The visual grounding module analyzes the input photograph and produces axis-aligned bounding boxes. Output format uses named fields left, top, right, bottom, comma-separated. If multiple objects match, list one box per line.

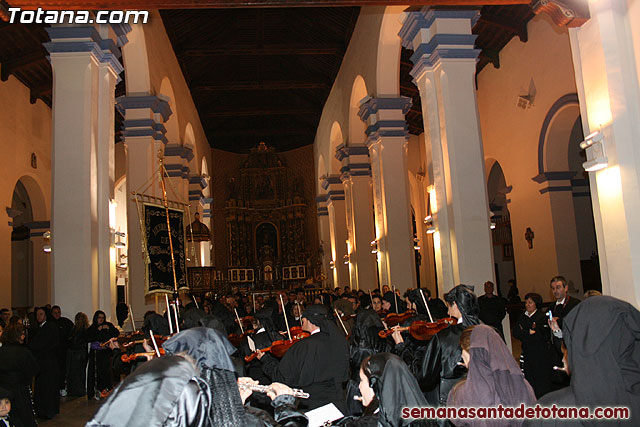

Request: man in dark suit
left=546, top=275, right=580, bottom=390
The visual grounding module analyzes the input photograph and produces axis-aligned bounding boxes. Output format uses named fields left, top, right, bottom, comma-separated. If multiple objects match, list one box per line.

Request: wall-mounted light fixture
left=580, top=130, right=608, bottom=172
left=424, top=215, right=435, bottom=234
left=43, top=230, right=51, bottom=253
left=343, top=254, right=350, bottom=265
left=413, top=237, right=421, bottom=250
left=370, top=240, right=378, bottom=254
left=489, top=211, right=496, bottom=230
left=329, top=260, right=335, bottom=269
left=114, top=231, right=126, bottom=248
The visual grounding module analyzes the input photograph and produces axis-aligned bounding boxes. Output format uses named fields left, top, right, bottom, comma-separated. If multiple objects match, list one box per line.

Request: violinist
left=240, top=306, right=286, bottom=385
left=258, top=305, right=349, bottom=412
left=371, top=295, right=384, bottom=313
left=413, top=285, right=481, bottom=422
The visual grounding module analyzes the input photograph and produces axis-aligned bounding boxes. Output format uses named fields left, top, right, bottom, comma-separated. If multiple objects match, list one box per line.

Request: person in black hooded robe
left=28, top=307, right=60, bottom=419
left=336, top=353, right=434, bottom=427
left=259, top=304, right=350, bottom=413
left=87, top=354, right=213, bottom=427
left=162, top=327, right=307, bottom=427
left=524, top=295, right=640, bottom=427
left=394, top=285, right=480, bottom=426
left=240, top=306, right=287, bottom=385
left=86, top=310, right=119, bottom=400
left=391, top=289, right=448, bottom=376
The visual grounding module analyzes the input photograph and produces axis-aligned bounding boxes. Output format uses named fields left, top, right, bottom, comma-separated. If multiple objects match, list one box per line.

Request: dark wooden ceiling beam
left=478, top=13, right=528, bottom=42
left=29, top=83, right=51, bottom=104
left=8, top=0, right=531, bottom=13
left=193, top=81, right=330, bottom=91
left=0, top=49, right=47, bottom=81
left=208, top=128, right=316, bottom=137
left=205, top=108, right=318, bottom=118
left=177, top=45, right=342, bottom=56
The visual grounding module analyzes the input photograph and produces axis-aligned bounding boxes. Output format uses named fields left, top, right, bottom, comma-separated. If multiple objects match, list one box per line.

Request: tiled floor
left=38, top=396, right=102, bottom=427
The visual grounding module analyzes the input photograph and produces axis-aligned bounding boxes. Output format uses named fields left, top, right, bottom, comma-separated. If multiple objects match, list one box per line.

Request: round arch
left=329, top=121, right=344, bottom=175
left=349, top=76, right=369, bottom=143
left=538, top=93, right=580, bottom=174
left=159, top=77, right=179, bottom=144
left=201, top=156, right=210, bottom=198
left=376, top=6, right=405, bottom=96
left=122, top=25, right=151, bottom=94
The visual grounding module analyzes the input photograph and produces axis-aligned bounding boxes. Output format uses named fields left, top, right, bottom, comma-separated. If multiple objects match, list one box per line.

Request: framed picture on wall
left=283, top=267, right=290, bottom=279
left=247, top=269, right=254, bottom=282
left=231, top=269, right=238, bottom=282
left=298, top=266, right=305, bottom=278
left=291, top=267, right=298, bottom=279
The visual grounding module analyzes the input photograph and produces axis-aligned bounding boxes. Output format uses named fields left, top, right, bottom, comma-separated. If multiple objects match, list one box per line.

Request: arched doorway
left=11, top=180, right=34, bottom=310
left=487, top=161, right=515, bottom=297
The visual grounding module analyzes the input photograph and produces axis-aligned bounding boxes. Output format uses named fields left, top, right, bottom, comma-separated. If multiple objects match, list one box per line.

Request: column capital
left=165, top=143, right=195, bottom=162
left=117, top=95, right=172, bottom=145
left=399, top=7, right=481, bottom=81
left=320, top=174, right=343, bottom=191
left=45, top=26, right=126, bottom=81
left=358, top=97, right=411, bottom=147
left=336, top=143, right=371, bottom=180
left=116, top=95, right=172, bottom=122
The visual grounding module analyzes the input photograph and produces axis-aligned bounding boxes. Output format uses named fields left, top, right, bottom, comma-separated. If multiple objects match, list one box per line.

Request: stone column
left=400, top=8, right=495, bottom=294
left=322, top=175, right=349, bottom=288
left=336, top=144, right=377, bottom=291
left=316, top=195, right=333, bottom=288
left=117, top=95, right=171, bottom=321
left=358, top=98, right=417, bottom=293
left=568, top=0, right=640, bottom=306
left=46, top=25, right=126, bottom=321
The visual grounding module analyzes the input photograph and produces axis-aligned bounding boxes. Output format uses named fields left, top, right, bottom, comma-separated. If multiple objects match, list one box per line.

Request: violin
left=244, top=328, right=310, bottom=362
left=121, top=348, right=165, bottom=363
left=100, top=333, right=167, bottom=349
left=382, top=310, right=415, bottom=328
left=228, top=330, right=255, bottom=347
left=379, top=317, right=457, bottom=340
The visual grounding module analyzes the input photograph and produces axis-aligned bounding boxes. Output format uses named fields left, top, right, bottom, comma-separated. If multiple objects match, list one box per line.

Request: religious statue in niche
left=256, top=173, right=274, bottom=199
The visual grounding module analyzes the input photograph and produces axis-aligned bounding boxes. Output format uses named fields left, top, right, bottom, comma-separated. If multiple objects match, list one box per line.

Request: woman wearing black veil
left=337, top=353, right=434, bottom=427
left=162, top=327, right=307, bottom=427
left=414, top=285, right=480, bottom=417
left=86, top=310, right=119, bottom=400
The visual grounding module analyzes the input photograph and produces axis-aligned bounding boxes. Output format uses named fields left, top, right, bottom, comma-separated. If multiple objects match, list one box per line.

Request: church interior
left=0, top=0, right=639, bottom=424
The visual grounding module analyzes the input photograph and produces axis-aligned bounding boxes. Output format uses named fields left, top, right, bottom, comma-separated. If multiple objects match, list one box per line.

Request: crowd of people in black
left=0, top=276, right=638, bottom=427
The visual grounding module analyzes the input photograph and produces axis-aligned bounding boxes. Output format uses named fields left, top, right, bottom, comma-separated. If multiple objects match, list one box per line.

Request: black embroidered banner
left=144, top=203, right=188, bottom=294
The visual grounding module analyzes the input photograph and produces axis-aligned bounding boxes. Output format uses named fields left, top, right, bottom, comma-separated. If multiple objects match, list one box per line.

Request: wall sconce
left=489, top=211, right=496, bottom=230
left=424, top=216, right=435, bottom=234
left=343, top=254, right=350, bottom=265
left=119, top=254, right=128, bottom=268
left=113, top=231, right=126, bottom=248
left=329, top=260, right=335, bottom=269
left=413, top=237, right=421, bottom=250
left=370, top=240, right=378, bottom=254
left=580, top=130, right=608, bottom=172
left=43, top=230, right=51, bottom=253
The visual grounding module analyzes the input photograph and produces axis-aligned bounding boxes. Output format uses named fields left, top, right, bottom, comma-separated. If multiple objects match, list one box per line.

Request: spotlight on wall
left=580, top=130, right=608, bottom=172
left=343, top=254, right=350, bottom=265
left=413, top=237, right=421, bottom=250
left=370, top=240, right=378, bottom=254
left=43, top=230, right=51, bottom=253
left=489, top=211, right=496, bottom=230
left=424, top=215, right=435, bottom=234
left=113, top=231, right=126, bottom=248
left=329, top=260, right=335, bottom=269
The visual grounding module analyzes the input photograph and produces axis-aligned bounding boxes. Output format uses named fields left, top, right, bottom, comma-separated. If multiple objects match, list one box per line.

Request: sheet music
left=305, top=403, right=344, bottom=427
left=247, top=335, right=256, bottom=352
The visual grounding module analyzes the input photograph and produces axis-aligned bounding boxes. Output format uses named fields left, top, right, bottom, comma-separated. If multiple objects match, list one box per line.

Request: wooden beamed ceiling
left=161, top=7, right=360, bottom=152
left=0, top=1, right=559, bottom=151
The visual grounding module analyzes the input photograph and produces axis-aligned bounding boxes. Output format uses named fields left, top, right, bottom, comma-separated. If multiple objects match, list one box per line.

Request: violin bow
left=149, top=329, right=161, bottom=357
left=334, top=308, right=349, bottom=336
left=279, top=294, right=293, bottom=341
left=165, top=294, right=174, bottom=335
left=419, top=289, right=434, bottom=323
left=393, top=286, right=398, bottom=313
left=234, top=308, right=245, bottom=334
left=368, top=289, right=373, bottom=309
